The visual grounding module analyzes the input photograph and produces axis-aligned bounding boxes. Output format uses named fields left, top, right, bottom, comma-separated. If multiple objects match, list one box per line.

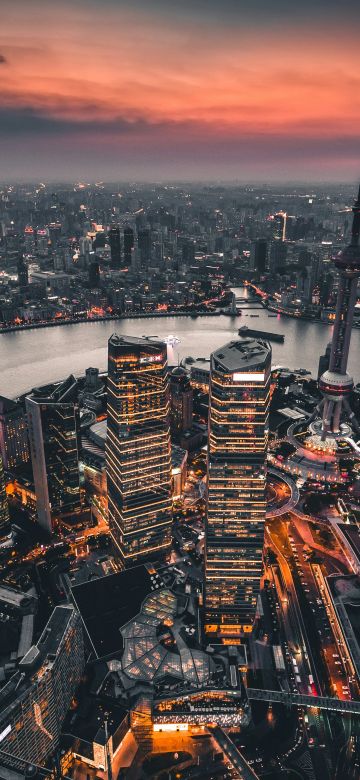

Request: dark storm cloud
left=83, top=0, right=360, bottom=22
left=0, top=107, right=162, bottom=137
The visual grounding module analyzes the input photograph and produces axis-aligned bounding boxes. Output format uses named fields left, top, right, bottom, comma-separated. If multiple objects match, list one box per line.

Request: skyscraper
left=109, top=226, right=122, bottom=268
left=88, top=257, right=100, bottom=287
left=273, top=211, right=287, bottom=241
left=17, top=254, right=29, bottom=287
left=204, top=338, right=271, bottom=639
left=0, top=605, right=84, bottom=767
left=0, top=456, right=10, bottom=533
left=251, top=239, right=267, bottom=274
left=0, top=396, right=29, bottom=470
left=319, top=185, right=360, bottom=438
left=106, top=335, right=172, bottom=567
left=123, top=226, right=134, bottom=266
left=26, top=377, right=82, bottom=534
left=138, top=227, right=152, bottom=267
left=169, top=366, right=193, bottom=439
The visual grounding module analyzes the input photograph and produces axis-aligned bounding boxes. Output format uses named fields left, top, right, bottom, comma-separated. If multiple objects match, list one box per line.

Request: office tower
left=24, top=226, right=35, bottom=253
left=319, top=271, right=334, bottom=306
left=318, top=342, right=331, bottom=381
left=106, top=335, right=172, bottom=567
left=169, top=367, right=193, bottom=439
left=251, top=239, right=267, bottom=274
left=88, top=257, right=100, bottom=287
left=26, top=377, right=81, bottom=534
left=319, top=185, right=360, bottom=438
left=79, top=236, right=92, bottom=267
left=181, top=239, right=195, bottom=265
left=0, top=605, right=84, bottom=767
left=85, top=366, right=101, bottom=390
left=109, top=226, right=122, bottom=268
left=269, top=240, right=287, bottom=273
left=138, top=227, right=152, bottom=266
left=17, top=254, right=28, bottom=287
left=0, top=456, right=10, bottom=532
left=123, top=226, right=134, bottom=266
left=0, top=396, right=29, bottom=469
left=273, top=211, right=287, bottom=241
left=204, top=338, right=271, bottom=639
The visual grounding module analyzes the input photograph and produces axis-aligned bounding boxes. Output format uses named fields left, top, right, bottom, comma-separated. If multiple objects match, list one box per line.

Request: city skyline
left=1, top=0, right=359, bottom=181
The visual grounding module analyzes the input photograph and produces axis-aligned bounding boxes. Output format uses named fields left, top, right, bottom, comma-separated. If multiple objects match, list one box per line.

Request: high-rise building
left=319, top=185, right=360, bottom=438
left=169, top=366, right=193, bottom=438
left=269, top=240, right=287, bottom=273
left=17, top=254, right=28, bottom=287
left=109, top=226, right=122, bottom=268
left=138, top=227, right=152, bottom=266
left=0, top=456, right=10, bottom=533
left=123, top=226, right=134, bottom=266
left=251, top=239, right=267, bottom=274
left=273, top=211, right=287, bottom=241
left=204, top=338, right=271, bottom=639
left=0, top=605, right=84, bottom=767
left=181, top=239, right=195, bottom=265
left=106, top=335, right=172, bottom=567
left=88, top=257, right=100, bottom=287
left=26, top=376, right=82, bottom=534
left=0, top=396, right=29, bottom=470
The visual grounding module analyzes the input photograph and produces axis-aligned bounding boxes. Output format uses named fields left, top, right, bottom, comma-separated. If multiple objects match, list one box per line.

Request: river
left=1, top=287, right=359, bottom=399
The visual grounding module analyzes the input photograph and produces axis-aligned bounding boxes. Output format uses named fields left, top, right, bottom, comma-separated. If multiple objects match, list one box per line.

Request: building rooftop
left=71, top=565, right=160, bottom=659
left=109, top=333, right=166, bottom=348
left=211, top=338, right=271, bottom=373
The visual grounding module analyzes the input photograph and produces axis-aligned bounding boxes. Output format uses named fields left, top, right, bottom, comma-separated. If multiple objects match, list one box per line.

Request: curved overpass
left=266, top=467, right=300, bottom=519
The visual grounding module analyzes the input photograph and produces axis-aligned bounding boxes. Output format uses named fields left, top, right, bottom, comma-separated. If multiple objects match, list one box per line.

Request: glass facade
left=0, top=605, right=84, bottom=766
left=26, top=377, right=82, bottom=533
left=0, top=456, right=10, bottom=531
left=106, top=335, right=172, bottom=567
left=205, top=339, right=271, bottom=638
left=0, top=397, right=29, bottom=470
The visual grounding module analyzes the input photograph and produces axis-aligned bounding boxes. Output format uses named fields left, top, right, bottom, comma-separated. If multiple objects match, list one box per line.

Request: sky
left=1, top=0, right=359, bottom=182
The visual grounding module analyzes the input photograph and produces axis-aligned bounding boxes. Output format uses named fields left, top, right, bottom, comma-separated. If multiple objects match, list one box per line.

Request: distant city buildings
left=106, top=335, right=172, bottom=567
left=205, top=338, right=271, bottom=639
left=26, top=377, right=82, bottom=533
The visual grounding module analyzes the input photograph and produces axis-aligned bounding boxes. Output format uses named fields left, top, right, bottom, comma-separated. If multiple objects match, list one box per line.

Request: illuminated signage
left=0, top=725, right=11, bottom=744
left=140, top=354, right=162, bottom=365
left=233, top=372, right=265, bottom=382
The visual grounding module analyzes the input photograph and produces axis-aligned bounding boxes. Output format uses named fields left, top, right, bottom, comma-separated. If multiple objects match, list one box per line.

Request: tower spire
left=317, top=183, right=360, bottom=440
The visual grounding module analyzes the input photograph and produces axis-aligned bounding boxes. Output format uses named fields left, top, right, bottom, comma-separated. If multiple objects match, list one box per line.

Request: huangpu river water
left=1, top=287, right=359, bottom=399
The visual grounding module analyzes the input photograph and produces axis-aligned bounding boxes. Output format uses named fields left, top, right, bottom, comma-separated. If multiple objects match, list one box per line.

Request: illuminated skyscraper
left=109, top=226, right=122, bottom=268
left=26, top=377, right=82, bottom=534
left=169, top=366, right=193, bottom=438
left=318, top=185, right=360, bottom=439
left=0, top=605, right=84, bottom=767
left=273, top=211, right=287, bottom=241
left=106, top=335, right=172, bottom=567
left=0, top=455, right=10, bottom=532
left=204, top=338, right=271, bottom=639
left=0, top=396, right=29, bottom=470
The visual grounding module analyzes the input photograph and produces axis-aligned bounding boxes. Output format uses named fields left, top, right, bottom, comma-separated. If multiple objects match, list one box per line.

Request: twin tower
left=106, top=333, right=271, bottom=639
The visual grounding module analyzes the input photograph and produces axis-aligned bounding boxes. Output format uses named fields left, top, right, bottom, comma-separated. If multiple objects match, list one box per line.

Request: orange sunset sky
left=1, top=0, right=359, bottom=181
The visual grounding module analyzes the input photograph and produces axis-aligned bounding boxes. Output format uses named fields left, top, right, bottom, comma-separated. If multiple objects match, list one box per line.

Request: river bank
left=0, top=308, right=228, bottom=334
left=1, top=286, right=360, bottom=399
